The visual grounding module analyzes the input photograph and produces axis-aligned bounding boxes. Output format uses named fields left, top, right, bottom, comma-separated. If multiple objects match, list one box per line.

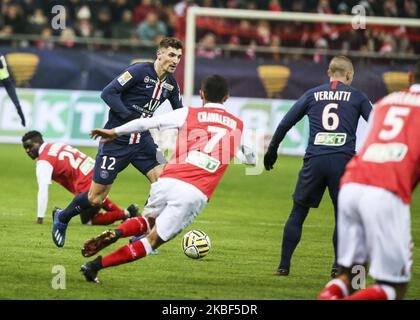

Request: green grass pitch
left=0, top=143, right=419, bottom=300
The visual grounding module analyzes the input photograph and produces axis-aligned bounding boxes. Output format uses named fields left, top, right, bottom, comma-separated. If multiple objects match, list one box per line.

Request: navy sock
left=279, top=201, right=309, bottom=269
left=59, top=192, right=93, bottom=224
left=332, top=203, right=338, bottom=269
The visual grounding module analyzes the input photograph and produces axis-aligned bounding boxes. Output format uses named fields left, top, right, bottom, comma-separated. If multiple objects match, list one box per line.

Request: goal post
left=184, top=6, right=420, bottom=104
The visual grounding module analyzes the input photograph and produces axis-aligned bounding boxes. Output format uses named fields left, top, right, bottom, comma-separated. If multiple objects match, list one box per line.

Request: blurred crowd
left=0, top=0, right=419, bottom=59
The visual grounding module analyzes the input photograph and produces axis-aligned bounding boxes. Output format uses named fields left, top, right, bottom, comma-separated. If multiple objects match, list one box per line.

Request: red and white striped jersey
left=341, top=85, right=420, bottom=204
left=160, top=106, right=243, bottom=199
left=38, top=143, right=95, bottom=194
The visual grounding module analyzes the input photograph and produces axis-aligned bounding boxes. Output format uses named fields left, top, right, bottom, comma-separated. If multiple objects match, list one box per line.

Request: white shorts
left=338, top=183, right=413, bottom=283
left=142, top=178, right=208, bottom=242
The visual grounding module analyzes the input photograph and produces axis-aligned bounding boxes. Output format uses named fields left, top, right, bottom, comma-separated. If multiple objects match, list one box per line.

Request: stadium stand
left=0, top=0, right=419, bottom=58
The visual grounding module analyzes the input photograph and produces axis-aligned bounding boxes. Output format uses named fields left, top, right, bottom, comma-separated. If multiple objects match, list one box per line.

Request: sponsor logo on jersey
left=117, top=71, right=132, bottom=86
left=162, top=83, right=174, bottom=91
left=314, top=132, right=347, bottom=146
left=186, top=150, right=220, bottom=173
left=362, top=143, right=408, bottom=163
left=144, top=76, right=157, bottom=84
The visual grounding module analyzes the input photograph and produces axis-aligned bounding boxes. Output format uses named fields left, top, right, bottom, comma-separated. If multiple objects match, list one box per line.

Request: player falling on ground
left=318, top=61, right=420, bottom=300
left=79, top=75, right=256, bottom=283
left=264, top=56, right=372, bottom=277
left=51, top=37, right=184, bottom=247
left=22, top=131, right=139, bottom=225
left=0, top=53, right=25, bottom=127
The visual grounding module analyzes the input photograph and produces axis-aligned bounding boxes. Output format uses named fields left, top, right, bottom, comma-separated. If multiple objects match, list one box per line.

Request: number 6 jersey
left=269, top=81, right=372, bottom=159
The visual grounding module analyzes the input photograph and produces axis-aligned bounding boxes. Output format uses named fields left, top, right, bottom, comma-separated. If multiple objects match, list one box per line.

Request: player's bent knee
left=87, top=193, right=105, bottom=207
left=147, top=217, right=155, bottom=229
left=146, top=165, right=164, bottom=183
left=146, top=227, right=165, bottom=250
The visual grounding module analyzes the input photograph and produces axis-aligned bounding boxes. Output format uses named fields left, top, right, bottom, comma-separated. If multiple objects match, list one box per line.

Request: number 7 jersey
left=160, top=106, right=243, bottom=200
left=341, top=87, right=420, bottom=204
left=38, top=143, right=95, bottom=194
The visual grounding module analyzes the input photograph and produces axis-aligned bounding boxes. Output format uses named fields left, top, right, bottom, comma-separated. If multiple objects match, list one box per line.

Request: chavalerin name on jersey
left=197, top=112, right=237, bottom=130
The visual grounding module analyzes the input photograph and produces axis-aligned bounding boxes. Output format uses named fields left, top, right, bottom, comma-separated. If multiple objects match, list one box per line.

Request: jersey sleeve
left=36, top=160, right=53, bottom=219
left=268, top=91, right=309, bottom=150
left=0, top=55, right=10, bottom=80
left=101, top=64, right=143, bottom=121
left=115, top=107, right=188, bottom=135
left=358, top=92, right=373, bottom=121
left=168, top=83, right=183, bottom=110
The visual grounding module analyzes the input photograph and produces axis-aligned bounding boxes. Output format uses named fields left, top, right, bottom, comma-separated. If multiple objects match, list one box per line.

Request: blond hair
left=328, top=56, right=354, bottom=77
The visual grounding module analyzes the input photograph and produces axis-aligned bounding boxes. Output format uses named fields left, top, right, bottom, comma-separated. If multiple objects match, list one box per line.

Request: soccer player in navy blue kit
left=52, top=37, right=184, bottom=247
left=264, top=56, right=372, bottom=277
left=0, top=53, right=25, bottom=127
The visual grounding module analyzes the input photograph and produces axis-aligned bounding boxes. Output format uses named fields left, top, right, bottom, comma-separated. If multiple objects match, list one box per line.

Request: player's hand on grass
left=264, top=147, right=278, bottom=171
left=90, top=128, right=117, bottom=143
left=35, top=217, right=43, bottom=224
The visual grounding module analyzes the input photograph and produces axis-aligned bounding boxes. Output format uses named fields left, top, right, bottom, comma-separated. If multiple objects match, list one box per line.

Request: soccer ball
left=182, top=230, right=211, bottom=259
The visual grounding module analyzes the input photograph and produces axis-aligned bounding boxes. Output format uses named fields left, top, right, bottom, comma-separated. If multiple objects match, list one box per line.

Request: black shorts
left=93, top=133, right=165, bottom=185
left=293, top=153, right=353, bottom=208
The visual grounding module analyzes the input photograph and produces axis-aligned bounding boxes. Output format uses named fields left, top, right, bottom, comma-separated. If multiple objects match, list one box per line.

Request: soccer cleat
left=80, top=256, right=102, bottom=283
left=52, top=208, right=68, bottom=247
left=129, top=235, right=159, bottom=255
left=126, top=203, right=139, bottom=219
left=331, top=267, right=338, bottom=278
left=82, top=229, right=119, bottom=257
left=272, top=268, right=290, bottom=276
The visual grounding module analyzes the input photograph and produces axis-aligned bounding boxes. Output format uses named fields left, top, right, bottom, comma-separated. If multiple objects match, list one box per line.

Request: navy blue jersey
left=101, top=62, right=183, bottom=144
left=269, top=81, right=372, bottom=159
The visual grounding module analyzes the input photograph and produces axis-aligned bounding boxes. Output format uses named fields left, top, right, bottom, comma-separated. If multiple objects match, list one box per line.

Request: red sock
left=115, top=216, right=148, bottom=237
left=90, top=210, right=126, bottom=225
left=102, top=241, right=147, bottom=268
left=317, top=279, right=348, bottom=300
left=102, top=198, right=122, bottom=212
left=344, top=285, right=389, bottom=300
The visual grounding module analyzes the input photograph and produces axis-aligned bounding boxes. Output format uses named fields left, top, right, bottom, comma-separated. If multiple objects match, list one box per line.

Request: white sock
left=325, top=278, right=349, bottom=297
left=377, top=285, right=396, bottom=300
left=123, top=209, right=130, bottom=218
left=140, top=237, right=153, bottom=256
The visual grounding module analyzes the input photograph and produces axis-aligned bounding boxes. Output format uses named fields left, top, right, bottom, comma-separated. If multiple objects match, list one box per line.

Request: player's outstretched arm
left=1, top=55, right=25, bottom=127
left=90, top=128, right=117, bottom=143
left=92, top=109, right=188, bottom=143
left=264, top=92, right=308, bottom=171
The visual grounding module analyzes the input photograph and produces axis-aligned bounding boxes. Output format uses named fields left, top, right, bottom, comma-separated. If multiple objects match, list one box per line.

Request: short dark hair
left=201, top=75, right=229, bottom=103
left=158, top=37, right=183, bottom=50
left=22, top=130, right=43, bottom=143
left=413, top=60, right=420, bottom=83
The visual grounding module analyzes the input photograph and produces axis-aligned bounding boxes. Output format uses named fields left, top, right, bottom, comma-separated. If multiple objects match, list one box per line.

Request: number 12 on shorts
left=101, top=156, right=116, bottom=170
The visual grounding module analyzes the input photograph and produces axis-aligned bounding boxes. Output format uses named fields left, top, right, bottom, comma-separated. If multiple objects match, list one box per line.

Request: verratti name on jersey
left=314, top=90, right=351, bottom=102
